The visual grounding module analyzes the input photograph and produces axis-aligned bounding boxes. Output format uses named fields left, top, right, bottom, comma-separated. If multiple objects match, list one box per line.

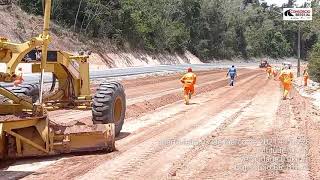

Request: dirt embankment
left=0, top=5, right=201, bottom=71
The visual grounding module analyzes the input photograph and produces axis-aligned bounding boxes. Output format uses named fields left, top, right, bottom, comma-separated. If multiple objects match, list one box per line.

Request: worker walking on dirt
left=180, top=67, right=197, bottom=105
left=13, top=67, right=24, bottom=87
left=279, top=65, right=294, bottom=100
left=272, top=66, right=278, bottom=80
left=303, top=68, right=309, bottom=87
left=266, top=64, right=272, bottom=79
left=226, top=65, right=237, bottom=86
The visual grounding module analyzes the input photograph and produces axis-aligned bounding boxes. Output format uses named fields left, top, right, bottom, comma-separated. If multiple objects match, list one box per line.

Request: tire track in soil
left=118, top=73, right=264, bottom=152
left=257, top=90, right=311, bottom=179
left=125, top=70, right=259, bottom=120
left=124, top=69, right=257, bottom=100
left=22, top=71, right=263, bottom=180
left=76, top=74, right=266, bottom=180
left=121, top=69, right=226, bottom=89
left=175, top=84, right=313, bottom=180
left=169, top=79, right=281, bottom=179
left=123, top=70, right=231, bottom=99
left=49, top=70, right=259, bottom=126
left=304, top=97, right=320, bottom=179
left=125, top=70, right=257, bottom=105
left=165, top=77, right=268, bottom=179
left=90, top=69, right=227, bottom=92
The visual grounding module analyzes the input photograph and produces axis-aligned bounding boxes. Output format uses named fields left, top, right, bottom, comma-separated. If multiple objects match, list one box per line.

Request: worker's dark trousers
left=229, top=75, right=235, bottom=86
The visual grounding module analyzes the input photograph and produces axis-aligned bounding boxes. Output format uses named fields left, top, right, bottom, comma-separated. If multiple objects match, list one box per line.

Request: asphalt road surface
left=0, top=63, right=256, bottom=87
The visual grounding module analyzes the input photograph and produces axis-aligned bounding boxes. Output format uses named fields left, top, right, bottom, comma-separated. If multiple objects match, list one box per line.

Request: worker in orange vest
left=279, top=65, right=294, bottom=100
left=13, top=67, right=24, bottom=87
left=272, top=66, right=278, bottom=80
left=303, top=68, right=309, bottom=87
left=266, top=64, right=272, bottom=79
left=180, top=67, right=197, bottom=105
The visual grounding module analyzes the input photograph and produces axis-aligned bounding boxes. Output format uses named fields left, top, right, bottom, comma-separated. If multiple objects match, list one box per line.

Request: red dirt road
left=1, top=68, right=320, bottom=180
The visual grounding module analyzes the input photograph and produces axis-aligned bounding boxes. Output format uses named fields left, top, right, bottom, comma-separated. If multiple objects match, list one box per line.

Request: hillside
left=0, top=5, right=201, bottom=71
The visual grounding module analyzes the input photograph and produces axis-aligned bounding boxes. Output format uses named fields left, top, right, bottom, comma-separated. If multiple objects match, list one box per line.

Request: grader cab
left=0, top=0, right=126, bottom=160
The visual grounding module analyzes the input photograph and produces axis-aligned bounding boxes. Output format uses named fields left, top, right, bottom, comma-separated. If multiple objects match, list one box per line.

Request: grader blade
left=0, top=115, right=115, bottom=160
left=51, top=123, right=115, bottom=154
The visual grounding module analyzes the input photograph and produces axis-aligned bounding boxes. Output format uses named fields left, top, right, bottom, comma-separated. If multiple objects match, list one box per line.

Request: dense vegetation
left=308, top=42, right=320, bottom=82
left=16, top=0, right=319, bottom=59
left=16, top=0, right=320, bottom=81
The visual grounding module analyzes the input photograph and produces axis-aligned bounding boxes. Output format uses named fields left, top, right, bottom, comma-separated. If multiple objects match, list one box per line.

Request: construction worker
left=279, top=65, right=294, bottom=100
left=272, top=66, right=278, bottom=80
left=226, top=65, right=237, bottom=86
left=266, top=64, right=272, bottom=79
left=180, top=67, right=197, bottom=105
left=35, top=50, right=41, bottom=61
left=13, top=67, right=24, bottom=87
left=303, top=68, right=309, bottom=87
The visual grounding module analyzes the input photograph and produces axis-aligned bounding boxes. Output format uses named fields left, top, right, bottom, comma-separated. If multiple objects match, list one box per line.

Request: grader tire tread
left=0, top=84, right=39, bottom=103
left=11, top=83, right=40, bottom=103
left=92, top=81, right=126, bottom=136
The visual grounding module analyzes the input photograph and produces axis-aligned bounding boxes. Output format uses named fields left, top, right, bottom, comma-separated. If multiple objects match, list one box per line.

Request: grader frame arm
left=0, top=0, right=118, bottom=161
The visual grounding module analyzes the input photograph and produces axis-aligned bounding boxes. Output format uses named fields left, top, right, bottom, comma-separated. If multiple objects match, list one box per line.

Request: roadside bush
left=308, top=42, right=320, bottom=82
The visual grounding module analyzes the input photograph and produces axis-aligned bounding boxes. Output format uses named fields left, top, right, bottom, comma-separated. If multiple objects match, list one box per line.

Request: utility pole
left=283, top=5, right=312, bottom=77
left=297, top=23, right=301, bottom=77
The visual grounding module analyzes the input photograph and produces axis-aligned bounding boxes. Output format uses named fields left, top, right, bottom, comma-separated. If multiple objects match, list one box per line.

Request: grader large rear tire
left=0, top=83, right=39, bottom=103
left=92, top=81, right=126, bottom=136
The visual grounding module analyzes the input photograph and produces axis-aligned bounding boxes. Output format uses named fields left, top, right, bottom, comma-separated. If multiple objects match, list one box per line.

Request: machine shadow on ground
left=0, top=171, right=34, bottom=179
left=188, top=103, right=200, bottom=105
left=115, top=132, right=131, bottom=141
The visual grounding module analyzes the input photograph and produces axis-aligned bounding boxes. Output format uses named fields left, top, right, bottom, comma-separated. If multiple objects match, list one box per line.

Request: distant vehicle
left=282, top=62, right=292, bottom=69
left=259, top=60, right=269, bottom=68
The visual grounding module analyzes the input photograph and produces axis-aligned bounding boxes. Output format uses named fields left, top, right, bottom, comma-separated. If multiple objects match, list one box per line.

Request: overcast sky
left=262, top=0, right=310, bottom=6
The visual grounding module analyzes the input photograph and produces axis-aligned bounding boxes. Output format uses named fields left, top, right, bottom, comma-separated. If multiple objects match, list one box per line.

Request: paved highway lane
left=0, top=63, right=257, bottom=87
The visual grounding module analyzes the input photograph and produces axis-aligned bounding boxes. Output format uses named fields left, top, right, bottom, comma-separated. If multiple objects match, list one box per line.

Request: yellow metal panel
left=53, top=124, right=115, bottom=153
left=6, top=130, right=48, bottom=154
left=4, top=39, right=44, bottom=73
left=1, top=116, right=50, bottom=159
left=32, top=63, right=55, bottom=73
left=2, top=117, right=45, bottom=131
left=0, top=104, right=22, bottom=114
left=79, top=58, right=90, bottom=96
left=35, top=117, right=50, bottom=151
left=40, top=0, right=52, bottom=69
left=0, top=87, right=33, bottom=110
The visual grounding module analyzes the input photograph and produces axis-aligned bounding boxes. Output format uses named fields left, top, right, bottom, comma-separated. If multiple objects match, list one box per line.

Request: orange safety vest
left=279, top=69, right=293, bottom=84
left=303, top=71, right=309, bottom=79
left=266, top=66, right=272, bottom=73
left=180, top=72, right=197, bottom=88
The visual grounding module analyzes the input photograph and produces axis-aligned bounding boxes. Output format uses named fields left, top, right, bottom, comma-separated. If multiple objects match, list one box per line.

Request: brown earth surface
left=1, top=68, right=320, bottom=180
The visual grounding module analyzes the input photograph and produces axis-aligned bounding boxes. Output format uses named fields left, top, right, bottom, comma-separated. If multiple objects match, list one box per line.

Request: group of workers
left=12, top=60, right=311, bottom=105
left=265, top=64, right=309, bottom=100
left=180, top=65, right=237, bottom=105
left=180, top=63, right=310, bottom=105
left=266, top=65, right=279, bottom=80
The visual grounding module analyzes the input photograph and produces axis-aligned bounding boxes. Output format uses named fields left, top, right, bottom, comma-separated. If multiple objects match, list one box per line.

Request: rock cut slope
left=0, top=5, right=201, bottom=71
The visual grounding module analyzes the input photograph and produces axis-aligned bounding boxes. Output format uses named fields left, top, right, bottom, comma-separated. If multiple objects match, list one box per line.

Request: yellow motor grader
left=0, top=0, right=126, bottom=160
